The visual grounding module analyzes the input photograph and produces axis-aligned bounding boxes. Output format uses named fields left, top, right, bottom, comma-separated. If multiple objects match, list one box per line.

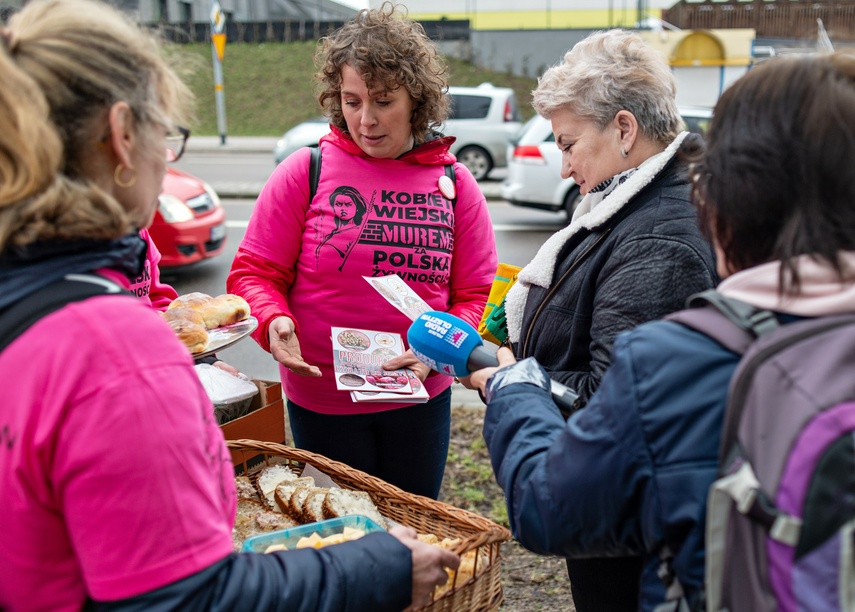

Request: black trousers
left=287, top=388, right=451, bottom=500
left=566, top=556, right=643, bottom=611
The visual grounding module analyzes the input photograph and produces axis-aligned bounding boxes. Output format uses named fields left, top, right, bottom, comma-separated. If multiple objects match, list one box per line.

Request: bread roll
left=167, top=292, right=250, bottom=330
left=167, top=318, right=209, bottom=354
left=167, top=291, right=212, bottom=312
left=162, top=307, right=205, bottom=327
left=198, top=294, right=251, bottom=329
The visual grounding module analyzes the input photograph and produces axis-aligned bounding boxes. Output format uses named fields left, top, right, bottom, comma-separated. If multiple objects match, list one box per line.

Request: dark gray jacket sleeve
left=483, top=353, right=651, bottom=557
left=88, top=531, right=412, bottom=612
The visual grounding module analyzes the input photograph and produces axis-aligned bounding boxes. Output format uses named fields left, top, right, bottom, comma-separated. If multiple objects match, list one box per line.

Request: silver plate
left=194, top=316, right=258, bottom=360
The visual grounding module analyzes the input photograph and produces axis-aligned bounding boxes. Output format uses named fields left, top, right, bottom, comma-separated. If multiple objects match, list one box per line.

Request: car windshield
left=449, top=94, right=492, bottom=120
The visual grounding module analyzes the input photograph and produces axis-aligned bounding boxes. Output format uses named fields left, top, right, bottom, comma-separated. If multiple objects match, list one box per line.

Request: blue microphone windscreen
left=407, top=311, right=482, bottom=377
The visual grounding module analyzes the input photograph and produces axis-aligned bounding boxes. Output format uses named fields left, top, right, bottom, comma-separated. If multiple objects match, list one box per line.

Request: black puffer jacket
left=515, top=138, right=718, bottom=405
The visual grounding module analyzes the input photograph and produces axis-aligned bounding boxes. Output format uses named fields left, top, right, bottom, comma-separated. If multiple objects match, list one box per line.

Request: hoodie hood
left=320, top=125, right=457, bottom=166
left=0, top=233, right=146, bottom=311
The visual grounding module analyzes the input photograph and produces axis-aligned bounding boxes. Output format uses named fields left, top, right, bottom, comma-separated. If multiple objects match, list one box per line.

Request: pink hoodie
left=228, top=127, right=498, bottom=414
left=129, top=229, right=179, bottom=311
left=718, top=252, right=855, bottom=316
left=0, top=268, right=235, bottom=611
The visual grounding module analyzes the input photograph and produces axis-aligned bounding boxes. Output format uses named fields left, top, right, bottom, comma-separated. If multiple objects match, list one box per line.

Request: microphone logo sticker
left=411, top=348, right=437, bottom=371
left=447, top=327, right=468, bottom=348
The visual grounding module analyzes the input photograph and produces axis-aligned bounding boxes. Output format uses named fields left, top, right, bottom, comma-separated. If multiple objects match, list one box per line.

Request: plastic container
left=241, top=515, right=385, bottom=553
left=195, top=364, right=259, bottom=425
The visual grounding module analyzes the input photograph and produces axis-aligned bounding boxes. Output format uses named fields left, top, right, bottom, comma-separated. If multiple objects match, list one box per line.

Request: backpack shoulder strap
left=0, top=274, right=124, bottom=353
left=308, top=145, right=322, bottom=201
left=308, top=145, right=452, bottom=210
left=666, top=289, right=780, bottom=355
left=444, top=163, right=457, bottom=208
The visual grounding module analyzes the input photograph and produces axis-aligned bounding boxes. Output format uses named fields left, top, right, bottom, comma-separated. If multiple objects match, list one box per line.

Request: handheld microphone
left=407, top=311, right=580, bottom=413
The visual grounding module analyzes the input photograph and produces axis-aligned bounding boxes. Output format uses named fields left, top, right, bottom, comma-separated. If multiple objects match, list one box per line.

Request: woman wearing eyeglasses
left=0, top=1, right=458, bottom=610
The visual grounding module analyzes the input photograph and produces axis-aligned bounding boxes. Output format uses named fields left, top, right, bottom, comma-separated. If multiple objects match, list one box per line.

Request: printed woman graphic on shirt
left=315, top=185, right=369, bottom=264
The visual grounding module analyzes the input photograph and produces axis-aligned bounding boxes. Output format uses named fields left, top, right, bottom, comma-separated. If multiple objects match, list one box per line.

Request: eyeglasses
left=166, top=126, right=190, bottom=163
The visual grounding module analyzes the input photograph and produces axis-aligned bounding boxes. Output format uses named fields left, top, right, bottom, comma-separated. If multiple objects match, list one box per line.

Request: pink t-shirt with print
left=0, top=270, right=235, bottom=611
left=231, top=130, right=497, bottom=414
left=128, top=229, right=179, bottom=311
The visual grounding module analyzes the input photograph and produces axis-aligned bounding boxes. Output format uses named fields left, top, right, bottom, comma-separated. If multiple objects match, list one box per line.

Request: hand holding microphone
left=407, top=311, right=580, bottom=412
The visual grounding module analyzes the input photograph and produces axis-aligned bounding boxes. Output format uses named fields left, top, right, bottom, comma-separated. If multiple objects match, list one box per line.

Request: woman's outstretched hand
left=268, top=316, right=322, bottom=376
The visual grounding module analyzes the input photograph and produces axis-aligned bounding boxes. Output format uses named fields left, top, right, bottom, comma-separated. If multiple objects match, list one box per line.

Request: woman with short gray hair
left=499, top=28, right=718, bottom=610
left=533, top=30, right=683, bottom=143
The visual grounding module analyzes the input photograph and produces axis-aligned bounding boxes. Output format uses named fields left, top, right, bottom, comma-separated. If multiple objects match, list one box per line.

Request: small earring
left=114, top=164, right=137, bottom=188
left=620, top=147, right=628, bottom=158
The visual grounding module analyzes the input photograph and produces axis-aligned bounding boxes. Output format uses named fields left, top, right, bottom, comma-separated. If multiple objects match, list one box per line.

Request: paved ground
left=450, top=383, right=485, bottom=409
left=186, top=135, right=504, bottom=200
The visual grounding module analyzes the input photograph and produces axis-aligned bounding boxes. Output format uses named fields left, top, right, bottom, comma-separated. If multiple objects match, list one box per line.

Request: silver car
left=273, top=83, right=522, bottom=181
left=501, top=107, right=713, bottom=218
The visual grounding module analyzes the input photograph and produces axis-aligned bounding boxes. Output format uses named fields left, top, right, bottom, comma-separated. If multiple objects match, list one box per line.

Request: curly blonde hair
left=0, top=0, right=193, bottom=252
left=533, top=29, right=682, bottom=145
left=315, top=2, right=449, bottom=143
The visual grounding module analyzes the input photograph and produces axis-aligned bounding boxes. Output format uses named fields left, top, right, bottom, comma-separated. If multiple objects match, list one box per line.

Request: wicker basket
left=227, top=439, right=512, bottom=611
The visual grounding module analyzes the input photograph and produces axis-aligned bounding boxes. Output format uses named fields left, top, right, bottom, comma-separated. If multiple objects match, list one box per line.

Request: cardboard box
left=220, top=379, right=285, bottom=469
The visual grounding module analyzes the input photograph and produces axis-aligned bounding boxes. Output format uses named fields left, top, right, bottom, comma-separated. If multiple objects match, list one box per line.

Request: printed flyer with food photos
left=331, top=327, right=424, bottom=400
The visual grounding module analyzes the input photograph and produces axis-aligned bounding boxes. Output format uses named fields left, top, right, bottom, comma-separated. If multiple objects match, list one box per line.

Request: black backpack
left=0, top=275, right=126, bottom=352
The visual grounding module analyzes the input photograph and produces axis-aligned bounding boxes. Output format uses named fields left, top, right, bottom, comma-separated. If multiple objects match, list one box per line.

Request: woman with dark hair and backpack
left=469, top=54, right=855, bottom=611
left=0, top=1, right=458, bottom=610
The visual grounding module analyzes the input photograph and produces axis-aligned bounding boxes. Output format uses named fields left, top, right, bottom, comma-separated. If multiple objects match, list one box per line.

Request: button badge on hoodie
left=438, top=175, right=456, bottom=200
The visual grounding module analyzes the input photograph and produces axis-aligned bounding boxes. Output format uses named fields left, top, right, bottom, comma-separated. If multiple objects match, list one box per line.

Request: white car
left=273, top=83, right=522, bottom=181
left=501, top=107, right=713, bottom=218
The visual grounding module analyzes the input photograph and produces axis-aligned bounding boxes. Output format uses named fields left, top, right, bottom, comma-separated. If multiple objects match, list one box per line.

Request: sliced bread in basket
left=255, top=463, right=300, bottom=509
left=323, top=488, right=387, bottom=529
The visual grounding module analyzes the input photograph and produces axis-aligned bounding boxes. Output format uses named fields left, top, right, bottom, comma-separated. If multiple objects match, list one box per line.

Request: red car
left=150, top=167, right=227, bottom=268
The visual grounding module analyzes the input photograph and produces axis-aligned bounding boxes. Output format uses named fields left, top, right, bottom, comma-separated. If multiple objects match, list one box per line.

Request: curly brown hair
left=315, top=2, right=449, bottom=143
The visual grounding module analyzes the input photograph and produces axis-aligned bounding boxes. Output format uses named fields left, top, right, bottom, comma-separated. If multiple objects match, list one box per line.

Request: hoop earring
left=114, top=164, right=137, bottom=188
left=620, top=147, right=629, bottom=158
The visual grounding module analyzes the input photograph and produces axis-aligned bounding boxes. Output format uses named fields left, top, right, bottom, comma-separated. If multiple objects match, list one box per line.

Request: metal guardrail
left=153, top=19, right=470, bottom=44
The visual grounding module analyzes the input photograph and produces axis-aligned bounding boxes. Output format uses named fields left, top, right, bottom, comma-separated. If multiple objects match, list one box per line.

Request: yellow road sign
left=212, top=32, right=226, bottom=62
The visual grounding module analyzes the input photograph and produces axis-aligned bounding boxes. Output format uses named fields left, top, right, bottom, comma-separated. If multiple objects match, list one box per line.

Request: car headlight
left=158, top=194, right=195, bottom=223
left=203, top=183, right=221, bottom=208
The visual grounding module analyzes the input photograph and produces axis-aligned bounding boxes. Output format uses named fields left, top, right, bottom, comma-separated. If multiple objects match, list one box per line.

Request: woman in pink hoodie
left=228, top=4, right=498, bottom=499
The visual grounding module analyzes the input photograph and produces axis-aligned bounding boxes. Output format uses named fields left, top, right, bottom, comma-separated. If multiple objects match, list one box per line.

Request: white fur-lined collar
left=505, top=131, right=689, bottom=343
